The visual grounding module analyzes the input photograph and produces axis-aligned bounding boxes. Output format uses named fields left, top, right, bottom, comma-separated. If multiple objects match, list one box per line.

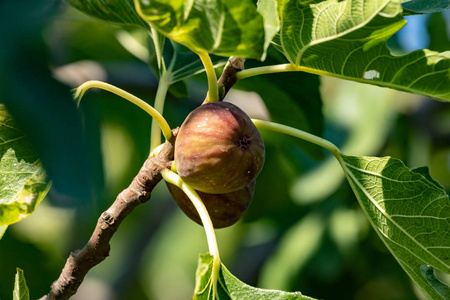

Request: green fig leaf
left=274, top=0, right=450, bottom=101
left=0, top=106, right=51, bottom=231
left=257, top=0, right=280, bottom=55
left=340, top=154, right=450, bottom=299
left=13, top=268, right=30, bottom=300
left=194, top=253, right=317, bottom=300
left=135, top=0, right=269, bottom=60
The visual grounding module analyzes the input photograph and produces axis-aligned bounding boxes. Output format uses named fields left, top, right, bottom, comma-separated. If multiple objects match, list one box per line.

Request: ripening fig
left=174, top=102, right=265, bottom=194
left=166, top=181, right=255, bottom=228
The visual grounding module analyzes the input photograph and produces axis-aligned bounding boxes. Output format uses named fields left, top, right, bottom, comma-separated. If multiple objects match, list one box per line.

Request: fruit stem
left=74, top=80, right=172, bottom=142
left=161, top=169, right=221, bottom=298
left=252, top=119, right=342, bottom=158
left=151, top=77, right=170, bottom=151
left=198, top=52, right=219, bottom=103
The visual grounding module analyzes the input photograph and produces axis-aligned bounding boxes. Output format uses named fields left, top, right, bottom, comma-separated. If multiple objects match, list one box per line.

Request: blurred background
left=0, top=1, right=449, bottom=299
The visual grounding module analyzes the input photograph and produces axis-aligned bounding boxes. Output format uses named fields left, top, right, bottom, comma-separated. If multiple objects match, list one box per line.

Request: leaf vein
left=344, top=165, right=449, bottom=269
left=295, top=0, right=391, bottom=65
left=344, top=162, right=422, bottom=183
left=407, top=69, right=448, bottom=89
left=390, top=53, right=433, bottom=84
left=390, top=214, right=447, bottom=220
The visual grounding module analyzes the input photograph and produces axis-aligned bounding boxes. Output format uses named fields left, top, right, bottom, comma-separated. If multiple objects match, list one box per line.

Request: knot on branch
left=137, top=191, right=151, bottom=203
left=101, top=212, right=115, bottom=226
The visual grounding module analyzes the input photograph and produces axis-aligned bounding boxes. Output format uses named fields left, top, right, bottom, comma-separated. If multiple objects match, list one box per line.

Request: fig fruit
left=174, top=102, right=265, bottom=194
left=166, top=181, right=255, bottom=228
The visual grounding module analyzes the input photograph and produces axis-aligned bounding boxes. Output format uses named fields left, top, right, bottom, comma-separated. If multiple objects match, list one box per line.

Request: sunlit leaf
left=340, top=154, right=450, bottom=299
left=13, top=268, right=30, bottom=300
left=135, top=0, right=268, bottom=60
left=274, top=0, right=450, bottom=101
left=0, top=106, right=51, bottom=230
left=0, top=225, right=7, bottom=239
left=257, top=0, right=280, bottom=58
left=194, top=253, right=317, bottom=300
left=0, top=149, right=50, bottom=227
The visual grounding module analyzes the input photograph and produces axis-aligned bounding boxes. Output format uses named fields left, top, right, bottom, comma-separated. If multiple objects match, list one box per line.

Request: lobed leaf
left=274, top=0, right=450, bottom=101
left=340, top=154, right=450, bottom=299
left=194, top=254, right=317, bottom=300
left=135, top=0, right=269, bottom=60
left=13, top=268, right=30, bottom=300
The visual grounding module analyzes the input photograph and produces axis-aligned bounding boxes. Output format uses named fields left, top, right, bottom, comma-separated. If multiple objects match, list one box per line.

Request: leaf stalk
left=74, top=80, right=172, bottom=143
left=198, top=52, right=220, bottom=103
left=161, top=169, right=221, bottom=298
left=252, top=119, right=341, bottom=157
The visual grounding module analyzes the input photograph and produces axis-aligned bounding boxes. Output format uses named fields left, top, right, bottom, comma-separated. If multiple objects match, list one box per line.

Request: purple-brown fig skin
left=166, top=181, right=256, bottom=228
left=174, top=102, right=265, bottom=194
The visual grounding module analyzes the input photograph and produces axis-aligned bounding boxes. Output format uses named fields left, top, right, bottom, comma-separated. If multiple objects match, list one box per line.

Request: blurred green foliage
left=0, top=1, right=449, bottom=300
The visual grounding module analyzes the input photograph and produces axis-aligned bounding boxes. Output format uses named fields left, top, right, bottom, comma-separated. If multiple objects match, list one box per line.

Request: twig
left=40, top=130, right=177, bottom=300
left=203, top=57, right=245, bottom=104
left=218, top=57, right=245, bottom=97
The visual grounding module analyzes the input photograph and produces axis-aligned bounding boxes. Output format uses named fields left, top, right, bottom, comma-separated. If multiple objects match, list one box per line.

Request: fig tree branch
left=218, top=57, right=245, bottom=97
left=41, top=54, right=243, bottom=300
left=40, top=131, right=177, bottom=300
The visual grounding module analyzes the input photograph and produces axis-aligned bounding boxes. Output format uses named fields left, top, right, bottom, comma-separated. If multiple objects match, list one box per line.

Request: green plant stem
left=198, top=52, right=219, bottom=103
left=234, top=62, right=349, bottom=81
left=151, top=78, right=170, bottom=151
left=237, top=62, right=385, bottom=87
left=252, top=119, right=342, bottom=158
left=236, top=63, right=303, bottom=80
left=161, top=169, right=221, bottom=298
left=150, top=26, right=165, bottom=72
left=74, top=80, right=172, bottom=142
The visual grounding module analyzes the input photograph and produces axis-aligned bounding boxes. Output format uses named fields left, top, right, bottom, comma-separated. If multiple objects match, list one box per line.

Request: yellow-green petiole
left=197, top=52, right=219, bottom=103
left=161, top=169, right=221, bottom=299
left=74, top=80, right=172, bottom=142
left=251, top=119, right=342, bottom=158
